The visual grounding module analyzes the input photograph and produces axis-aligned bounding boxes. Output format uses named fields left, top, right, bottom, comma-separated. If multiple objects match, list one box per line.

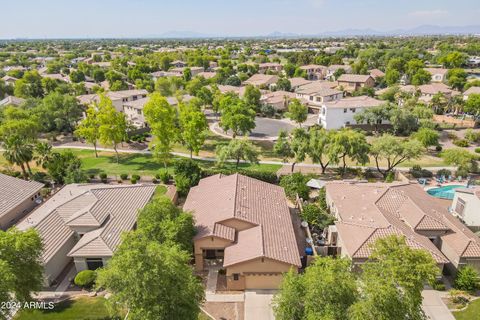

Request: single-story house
left=184, top=174, right=301, bottom=290
left=17, top=184, right=157, bottom=285
left=0, top=173, right=44, bottom=230
left=244, top=74, right=279, bottom=89
left=318, top=96, right=384, bottom=129
left=0, top=96, right=26, bottom=107
left=369, top=69, right=385, bottom=80
left=337, top=74, right=375, bottom=92
left=325, top=182, right=480, bottom=275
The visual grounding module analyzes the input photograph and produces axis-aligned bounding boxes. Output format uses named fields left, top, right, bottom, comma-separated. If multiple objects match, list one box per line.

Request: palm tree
left=34, top=142, right=52, bottom=168
left=3, top=135, right=33, bottom=178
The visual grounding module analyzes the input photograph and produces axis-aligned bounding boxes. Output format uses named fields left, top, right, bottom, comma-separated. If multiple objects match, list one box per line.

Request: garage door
left=245, top=274, right=283, bottom=290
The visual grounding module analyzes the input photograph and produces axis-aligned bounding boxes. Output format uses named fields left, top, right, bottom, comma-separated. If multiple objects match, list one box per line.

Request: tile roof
left=0, top=173, right=44, bottom=220
left=295, top=81, right=340, bottom=95
left=17, top=184, right=156, bottom=262
left=324, top=96, right=384, bottom=109
left=337, top=74, right=373, bottom=83
left=184, top=174, right=301, bottom=267
left=464, top=86, right=480, bottom=96
left=244, top=74, right=279, bottom=86
left=0, top=96, right=26, bottom=106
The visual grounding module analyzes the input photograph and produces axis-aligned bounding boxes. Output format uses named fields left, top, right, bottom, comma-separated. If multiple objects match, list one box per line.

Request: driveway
left=244, top=290, right=276, bottom=320
left=422, top=289, right=455, bottom=320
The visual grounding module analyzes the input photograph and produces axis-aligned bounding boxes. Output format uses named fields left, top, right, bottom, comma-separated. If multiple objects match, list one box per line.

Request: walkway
left=422, top=289, right=455, bottom=320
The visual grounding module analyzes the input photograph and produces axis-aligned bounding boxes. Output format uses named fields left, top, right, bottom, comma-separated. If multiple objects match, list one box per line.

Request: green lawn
left=14, top=297, right=116, bottom=320
left=453, top=298, right=480, bottom=320
left=67, top=149, right=281, bottom=178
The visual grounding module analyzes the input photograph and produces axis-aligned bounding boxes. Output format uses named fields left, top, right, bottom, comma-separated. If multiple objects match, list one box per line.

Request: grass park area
left=453, top=298, right=480, bottom=320
left=14, top=297, right=116, bottom=320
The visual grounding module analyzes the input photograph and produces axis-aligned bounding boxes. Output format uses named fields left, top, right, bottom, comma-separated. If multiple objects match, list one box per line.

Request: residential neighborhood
left=1, top=1, right=480, bottom=320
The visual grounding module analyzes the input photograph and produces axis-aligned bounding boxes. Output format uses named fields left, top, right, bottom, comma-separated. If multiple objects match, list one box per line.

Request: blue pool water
left=427, top=185, right=465, bottom=200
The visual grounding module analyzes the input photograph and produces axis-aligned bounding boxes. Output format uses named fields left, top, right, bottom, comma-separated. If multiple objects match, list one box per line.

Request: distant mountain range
left=145, top=25, right=480, bottom=39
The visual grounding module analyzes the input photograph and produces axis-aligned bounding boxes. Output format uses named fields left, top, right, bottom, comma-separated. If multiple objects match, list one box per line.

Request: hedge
left=74, top=270, right=96, bottom=288
left=201, top=168, right=278, bottom=184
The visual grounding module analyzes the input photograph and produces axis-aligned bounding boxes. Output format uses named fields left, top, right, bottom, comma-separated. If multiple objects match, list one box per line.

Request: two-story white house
left=295, top=81, right=343, bottom=113
left=451, top=187, right=480, bottom=230
left=318, top=96, right=384, bottom=129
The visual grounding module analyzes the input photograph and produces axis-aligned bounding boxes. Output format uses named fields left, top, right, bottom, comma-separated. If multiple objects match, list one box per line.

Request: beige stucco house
left=17, top=184, right=156, bottom=285
left=0, top=173, right=44, bottom=230
left=184, top=174, right=301, bottom=290
left=337, top=74, right=375, bottom=92
left=325, top=182, right=480, bottom=275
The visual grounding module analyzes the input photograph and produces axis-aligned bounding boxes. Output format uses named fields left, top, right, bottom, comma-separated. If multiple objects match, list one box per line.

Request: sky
left=1, top=0, right=479, bottom=38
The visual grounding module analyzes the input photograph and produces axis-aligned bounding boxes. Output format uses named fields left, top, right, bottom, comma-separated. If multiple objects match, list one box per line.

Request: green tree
left=390, top=107, right=419, bottom=136
left=45, top=150, right=86, bottom=184
left=143, top=93, right=178, bottom=168
left=272, top=269, right=304, bottom=320
left=69, top=70, right=85, bottom=83
left=447, top=68, right=468, bottom=91
left=218, top=94, right=256, bottom=138
left=14, top=71, right=43, bottom=98
left=274, top=130, right=294, bottom=163
left=97, top=95, right=127, bottom=163
left=350, top=235, right=439, bottom=320
left=440, top=51, right=468, bottom=68
left=385, top=69, right=401, bottom=86
left=286, top=99, right=308, bottom=127
left=465, top=93, right=480, bottom=120
left=96, top=232, right=204, bottom=320
left=33, top=142, right=52, bottom=169
left=137, top=197, right=195, bottom=252
left=279, top=173, right=310, bottom=200
left=309, top=127, right=334, bottom=174
left=353, top=103, right=392, bottom=133
left=370, top=134, right=423, bottom=178
left=36, top=92, right=82, bottom=133
left=0, top=228, right=44, bottom=320
left=183, top=67, right=192, bottom=82
left=2, top=135, right=34, bottom=178
left=216, top=138, right=259, bottom=168
left=412, top=127, right=440, bottom=149
left=178, top=100, right=208, bottom=158
left=290, top=128, right=309, bottom=173
left=411, top=69, right=432, bottom=86
left=243, top=84, right=261, bottom=110
left=276, top=78, right=292, bottom=92
left=328, top=129, right=370, bottom=174
left=75, top=104, right=101, bottom=157
left=441, top=148, right=475, bottom=171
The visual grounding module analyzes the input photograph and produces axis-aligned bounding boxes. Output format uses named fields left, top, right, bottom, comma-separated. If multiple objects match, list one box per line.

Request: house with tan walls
left=325, top=181, right=480, bottom=276
left=0, top=173, right=44, bottom=230
left=337, top=74, right=375, bottom=92
left=76, top=89, right=148, bottom=113
left=184, top=174, right=302, bottom=290
left=16, top=184, right=156, bottom=286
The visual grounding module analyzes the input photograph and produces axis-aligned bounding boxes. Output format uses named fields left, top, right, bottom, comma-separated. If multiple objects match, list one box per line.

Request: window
left=86, top=258, right=104, bottom=270
left=233, top=273, right=240, bottom=281
left=455, top=198, right=466, bottom=217
left=343, top=108, right=347, bottom=113
left=350, top=108, right=356, bottom=113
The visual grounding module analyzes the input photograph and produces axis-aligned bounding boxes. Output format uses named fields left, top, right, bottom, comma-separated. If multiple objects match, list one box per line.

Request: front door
left=205, top=249, right=216, bottom=259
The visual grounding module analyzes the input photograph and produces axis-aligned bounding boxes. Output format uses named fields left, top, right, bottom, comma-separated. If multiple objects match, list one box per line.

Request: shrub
left=74, top=270, right=96, bottom=288
left=89, top=174, right=95, bottom=179
left=120, top=173, right=129, bottom=180
left=132, top=174, right=141, bottom=181
left=449, top=289, right=470, bottom=306
left=435, top=145, right=443, bottom=152
left=475, top=147, right=480, bottom=154
left=201, top=168, right=278, bottom=184
left=436, top=169, right=452, bottom=177
left=130, top=177, right=138, bottom=184
left=117, top=180, right=123, bottom=184
left=218, top=269, right=226, bottom=275
left=152, top=178, right=158, bottom=184
left=301, top=204, right=334, bottom=230
left=455, top=265, right=480, bottom=292
left=174, top=174, right=191, bottom=196
left=409, top=165, right=433, bottom=178
left=280, top=173, right=310, bottom=200
left=173, top=159, right=202, bottom=187
left=432, top=281, right=446, bottom=291
left=465, top=128, right=480, bottom=143
left=158, top=170, right=171, bottom=184
left=385, top=172, right=395, bottom=183
left=456, top=168, right=469, bottom=178
left=453, top=139, right=470, bottom=147
left=99, top=172, right=107, bottom=180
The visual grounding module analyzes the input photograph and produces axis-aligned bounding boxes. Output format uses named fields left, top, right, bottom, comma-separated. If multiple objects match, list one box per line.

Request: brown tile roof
left=18, top=184, right=156, bottom=262
left=295, top=81, right=340, bottom=95
left=0, top=173, right=44, bottom=220
left=244, top=74, right=279, bottom=87
left=326, top=182, right=456, bottom=264
left=337, top=74, right=374, bottom=83
left=184, top=174, right=301, bottom=267
left=324, top=96, right=383, bottom=109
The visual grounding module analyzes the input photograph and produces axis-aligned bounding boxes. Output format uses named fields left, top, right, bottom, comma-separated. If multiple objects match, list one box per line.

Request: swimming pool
left=426, top=185, right=465, bottom=200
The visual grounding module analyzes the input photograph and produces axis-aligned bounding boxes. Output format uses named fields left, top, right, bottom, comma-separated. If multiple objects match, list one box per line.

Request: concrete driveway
left=422, top=289, right=455, bottom=320
left=244, top=290, right=276, bottom=320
